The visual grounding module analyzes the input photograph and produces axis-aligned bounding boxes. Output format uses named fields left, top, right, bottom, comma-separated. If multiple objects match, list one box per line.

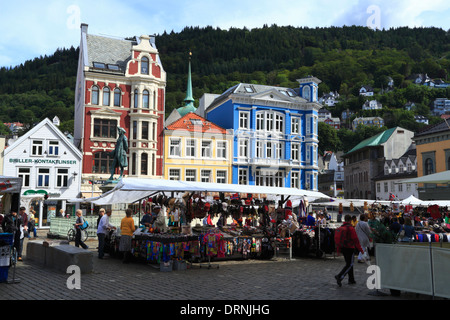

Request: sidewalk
left=0, top=229, right=438, bottom=302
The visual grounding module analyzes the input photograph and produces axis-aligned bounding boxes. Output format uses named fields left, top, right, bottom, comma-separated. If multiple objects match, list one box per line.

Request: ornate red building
left=74, top=24, right=166, bottom=188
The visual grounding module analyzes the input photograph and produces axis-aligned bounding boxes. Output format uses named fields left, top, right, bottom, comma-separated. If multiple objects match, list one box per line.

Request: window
left=266, top=112, right=273, bottom=131
left=37, top=168, right=50, bottom=187
left=238, top=169, right=248, bottom=185
left=102, top=87, right=110, bottom=106
left=275, top=142, right=283, bottom=159
left=142, top=121, right=149, bottom=140
left=93, top=152, right=113, bottom=174
left=201, top=141, right=212, bottom=158
left=134, top=89, right=139, bottom=108
left=201, top=170, right=211, bottom=182
left=398, top=183, right=403, bottom=192
left=56, top=168, right=69, bottom=187
left=384, top=182, right=388, bottom=193
left=239, top=112, right=249, bottom=129
left=92, top=86, right=99, bottom=105
left=93, top=119, right=117, bottom=138
left=32, top=140, right=43, bottom=156
left=185, top=169, right=196, bottom=182
left=216, top=141, right=227, bottom=159
left=143, top=90, right=149, bottom=108
left=169, top=139, right=181, bottom=157
left=114, top=88, right=121, bottom=107
left=48, top=141, right=59, bottom=156
left=141, top=57, right=149, bottom=74
left=425, top=158, right=434, bottom=175
left=18, top=168, right=30, bottom=187
left=291, top=172, right=299, bottom=189
left=239, top=139, right=248, bottom=158
left=291, top=143, right=300, bottom=161
left=291, top=117, right=300, bottom=134
left=186, top=139, right=196, bottom=157
left=377, top=183, right=380, bottom=193
left=216, top=170, right=227, bottom=184
left=256, top=112, right=264, bottom=131
left=275, top=113, right=284, bottom=133
left=141, top=153, right=148, bottom=175
left=133, top=121, right=137, bottom=140
left=132, top=153, right=136, bottom=175
left=266, top=142, right=272, bottom=158
left=256, top=141, right=263, bottom=158
left=169, top=169, right=180, bottom=180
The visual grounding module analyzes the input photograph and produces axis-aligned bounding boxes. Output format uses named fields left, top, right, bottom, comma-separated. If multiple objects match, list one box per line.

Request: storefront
left=3, top=118, right=82, bottom=229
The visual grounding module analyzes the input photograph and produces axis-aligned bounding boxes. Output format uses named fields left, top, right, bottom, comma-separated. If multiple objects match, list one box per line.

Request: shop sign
left=9, top=158, right=77, bottom=165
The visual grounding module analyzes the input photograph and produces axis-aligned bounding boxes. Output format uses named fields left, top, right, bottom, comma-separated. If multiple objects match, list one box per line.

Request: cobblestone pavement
left=0, top=230, right=438, bottom=306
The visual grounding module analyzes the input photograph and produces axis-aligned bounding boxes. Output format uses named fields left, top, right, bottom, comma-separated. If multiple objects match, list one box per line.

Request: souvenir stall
left=82, top=178, right=330, bottom=271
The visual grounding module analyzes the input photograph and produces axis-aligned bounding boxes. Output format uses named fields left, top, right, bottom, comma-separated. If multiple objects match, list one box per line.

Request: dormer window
left=93, top=62, right=106, bottom=69
left=141, top=57, right=149, bottom=75
left=48, top=141, right=59, bottom=156
left=32, top=140, right=43, bottom=156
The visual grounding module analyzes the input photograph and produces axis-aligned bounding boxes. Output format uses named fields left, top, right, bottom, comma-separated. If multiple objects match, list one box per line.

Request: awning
left=404, top=170, right=450, bottom=184
left=0, top=176, right=22, bottom=194
left=74, top=178, right=330, bottom=205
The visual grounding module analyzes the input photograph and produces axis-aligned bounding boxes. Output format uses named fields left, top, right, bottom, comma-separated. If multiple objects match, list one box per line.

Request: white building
left=362, top=99, right=382, bottom=110
left=2, top=118, right=82, bottom=229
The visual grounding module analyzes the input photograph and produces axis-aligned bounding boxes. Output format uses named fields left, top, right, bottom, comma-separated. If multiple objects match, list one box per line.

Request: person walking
left=97, top=209, right=115, bottom=259
left=334, top=214, right=365, bottom=287
left=355, top=214, right=371, bottom=263
left=119, top=208, right=135, bottom=263
left=28, top=210, right=37, bottom=238
left=17, top=207, right=28, bottom=260
left=74, top=209, right=89, bottom=250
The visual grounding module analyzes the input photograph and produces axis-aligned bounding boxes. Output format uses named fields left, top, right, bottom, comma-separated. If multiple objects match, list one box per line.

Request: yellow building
left=164, top=112, right=233, bottom=183
left=413, top=120, right=450, bottom=199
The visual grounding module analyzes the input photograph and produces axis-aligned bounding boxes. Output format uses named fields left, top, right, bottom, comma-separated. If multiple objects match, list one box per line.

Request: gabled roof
left=165, top=112, right=228, bottom=134
left=4, top=118, right=82, bottom=159
left=345, top=127, right=397, bottom=155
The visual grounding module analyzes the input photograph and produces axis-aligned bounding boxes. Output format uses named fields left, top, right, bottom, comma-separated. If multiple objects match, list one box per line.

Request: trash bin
left=0, top=233, right=14, bottom=283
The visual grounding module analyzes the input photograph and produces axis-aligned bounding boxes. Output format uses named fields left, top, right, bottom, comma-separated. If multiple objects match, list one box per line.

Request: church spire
left=183, top=51, right=195, bottom=108
left=177, top=52, right=196, bottom=116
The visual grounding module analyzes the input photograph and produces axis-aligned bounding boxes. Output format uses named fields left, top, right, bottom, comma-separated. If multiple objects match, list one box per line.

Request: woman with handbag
left=74, top=209, right=89, bottom=250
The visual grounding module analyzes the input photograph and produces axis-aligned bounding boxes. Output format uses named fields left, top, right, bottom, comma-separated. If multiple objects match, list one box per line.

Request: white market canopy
left=313, top=195, right=450, bottom=208
left=404, top=170, right=450, bottom=184
left=71, top=178, right=330, bottom=205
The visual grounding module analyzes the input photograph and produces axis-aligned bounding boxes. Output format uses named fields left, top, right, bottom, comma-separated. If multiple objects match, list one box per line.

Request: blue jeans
left=97, top=233, right=106, bottom=258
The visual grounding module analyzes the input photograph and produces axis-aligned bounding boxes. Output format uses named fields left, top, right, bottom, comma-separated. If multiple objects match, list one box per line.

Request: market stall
left=79, top=178, right=330, bottom=270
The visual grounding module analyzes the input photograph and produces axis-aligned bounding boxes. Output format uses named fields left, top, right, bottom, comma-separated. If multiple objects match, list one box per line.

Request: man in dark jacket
left=1, top=211, right=23, bottom=260
left=334, top=214, right=364, bottom=287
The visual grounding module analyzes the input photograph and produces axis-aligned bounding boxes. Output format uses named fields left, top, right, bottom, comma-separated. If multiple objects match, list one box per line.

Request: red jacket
left=334, top=222, right=364, bottom=255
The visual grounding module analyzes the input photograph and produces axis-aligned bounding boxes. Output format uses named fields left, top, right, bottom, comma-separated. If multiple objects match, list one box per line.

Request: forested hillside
left=0, top=25, right=449, bottom=150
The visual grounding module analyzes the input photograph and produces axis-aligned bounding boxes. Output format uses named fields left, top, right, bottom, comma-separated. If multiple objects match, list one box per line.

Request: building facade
left=164, top=112, right=233, bottom=183
left=352, top=117, right=384, bottom=131
left=343, top=127, right=414, bottom=199
left=74, top=24, right=166, bottom=187
left=205, top=77, right=322, bottom=190
left=3, top=118, right=82, bottom=228
left=413, top=120, right=450, bottom=200
left=373, top=148, right=418, bottom=200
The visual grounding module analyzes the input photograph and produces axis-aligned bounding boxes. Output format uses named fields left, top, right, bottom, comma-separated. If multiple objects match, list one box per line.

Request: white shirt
left=97, top=214, right=114, bottom=234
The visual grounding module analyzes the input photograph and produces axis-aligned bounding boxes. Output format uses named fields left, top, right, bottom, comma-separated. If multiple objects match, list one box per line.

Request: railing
left=49, top=216, right=140, bottom=239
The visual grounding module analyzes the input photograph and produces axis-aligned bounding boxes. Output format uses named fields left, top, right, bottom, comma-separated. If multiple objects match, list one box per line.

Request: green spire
left=177, top=52, right=196, bottom=116
left=184, top=52, right=195, bottom=107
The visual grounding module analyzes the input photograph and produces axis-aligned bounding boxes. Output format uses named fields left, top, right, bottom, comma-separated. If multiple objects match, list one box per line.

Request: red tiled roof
left=166, top=112, right=228, bottom=134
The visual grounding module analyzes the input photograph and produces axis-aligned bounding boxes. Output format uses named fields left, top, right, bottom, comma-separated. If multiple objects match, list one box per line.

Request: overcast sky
left=1, top=0, right=450, bottom=68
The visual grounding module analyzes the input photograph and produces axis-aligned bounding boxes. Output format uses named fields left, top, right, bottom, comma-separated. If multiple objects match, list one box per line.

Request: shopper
left=74, top=209, right=89, bottom=250
left=389, top=217, right=402, bottom=235
left=2, top=211, right=23, bottom=261
left=97, top=208, right=105, bottom=228
left=17, top=207, right=28, bottom=260
left=140, top=207, right=155, bottom=228
left=28, top=210, right=37, bottom=238
left=399, top=217, right=416, bottom=242
left=305, top=212, right=315, bottom=226
left=119, top=208, right=135, bottom=263
left=97, top=209, right=115, bottom=259
left=355, top=214, right=371, bottom=263
left=334, top=214, right=364, bottom=287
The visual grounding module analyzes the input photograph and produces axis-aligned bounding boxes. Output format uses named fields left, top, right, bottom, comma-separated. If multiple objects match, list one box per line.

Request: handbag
left=80, top=219, right=89, bottom=230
